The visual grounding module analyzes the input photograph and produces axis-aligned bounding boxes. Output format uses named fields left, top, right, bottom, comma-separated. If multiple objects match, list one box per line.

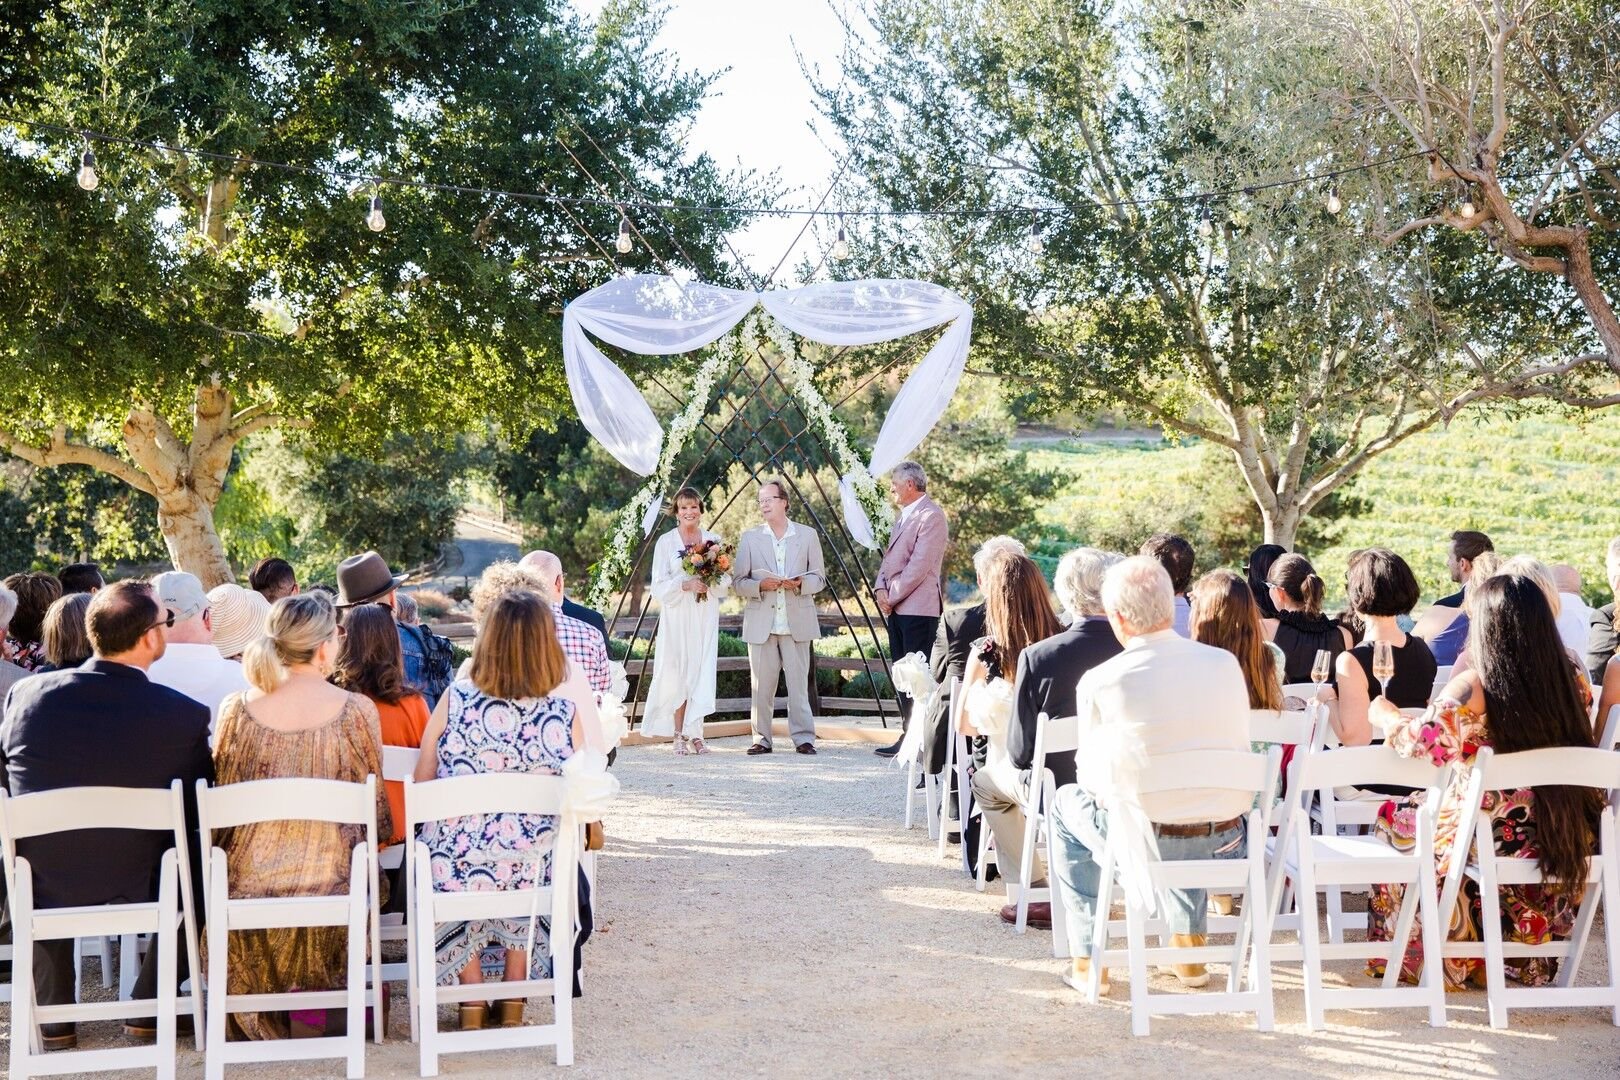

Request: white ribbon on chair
left=888, top=651, right=939, bottom=767
left=562, top=275, right=974, bottom=545
left=520, top=751, right=621, bottom=963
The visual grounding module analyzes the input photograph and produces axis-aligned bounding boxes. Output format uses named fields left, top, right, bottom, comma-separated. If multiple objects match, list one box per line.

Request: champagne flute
left=1310, top=648, right=1332, bottom=687
left=1371, top=640, right=1395, bottom=700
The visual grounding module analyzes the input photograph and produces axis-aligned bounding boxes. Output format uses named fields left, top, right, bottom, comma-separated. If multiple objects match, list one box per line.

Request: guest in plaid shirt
left=520, top=550, right=611, bottom=695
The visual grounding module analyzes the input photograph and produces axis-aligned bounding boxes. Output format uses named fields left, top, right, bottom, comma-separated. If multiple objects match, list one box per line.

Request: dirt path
left=5, top=736, right=1616, bottom=1077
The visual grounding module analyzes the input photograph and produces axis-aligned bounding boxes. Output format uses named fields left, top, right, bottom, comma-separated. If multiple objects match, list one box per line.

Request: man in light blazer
left=872, top=460, right=949, bottom=757
left=732, top=479, right=827, bottom=755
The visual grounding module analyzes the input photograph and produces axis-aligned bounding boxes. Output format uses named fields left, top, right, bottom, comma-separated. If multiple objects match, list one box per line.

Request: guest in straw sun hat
left=209, top=583, right=271, bottom=661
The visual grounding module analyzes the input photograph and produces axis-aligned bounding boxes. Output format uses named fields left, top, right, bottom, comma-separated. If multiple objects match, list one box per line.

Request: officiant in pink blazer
left=733, top=479, right=827, bottom=756
left=872, top=460, right=950, bottom=758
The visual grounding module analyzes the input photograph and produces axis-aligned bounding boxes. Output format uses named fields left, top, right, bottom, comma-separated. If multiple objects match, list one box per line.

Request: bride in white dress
left=641, top=487, right=729, bottom=754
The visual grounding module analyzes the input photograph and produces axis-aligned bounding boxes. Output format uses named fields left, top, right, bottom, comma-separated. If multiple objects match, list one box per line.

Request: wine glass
left=1310, top=648, right=1332, bottom=687
left=1371, top=640, right=1395, bottom=699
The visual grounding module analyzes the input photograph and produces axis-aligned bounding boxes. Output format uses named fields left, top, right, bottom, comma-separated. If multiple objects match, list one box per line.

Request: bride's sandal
left=673, top=734, right=690, bottom=756
left=690, top=737, right=710, bottom=755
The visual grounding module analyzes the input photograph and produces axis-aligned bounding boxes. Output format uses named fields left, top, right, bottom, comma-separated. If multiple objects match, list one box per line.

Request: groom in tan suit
left=732, top=479, right=826, bottom=755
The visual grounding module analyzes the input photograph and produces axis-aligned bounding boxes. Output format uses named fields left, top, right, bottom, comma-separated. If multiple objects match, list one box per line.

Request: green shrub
left=412, top=588, right=456, bottom=619
left=843, top=670, right=894, bottom=699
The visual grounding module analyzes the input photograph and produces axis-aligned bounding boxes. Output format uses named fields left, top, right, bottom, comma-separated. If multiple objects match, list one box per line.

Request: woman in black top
left=1320, top=548, right=1437, bottom=747
left=1262, top=554, right=1353, bottom=684
left=1246, top=544, right=1287, bottom=620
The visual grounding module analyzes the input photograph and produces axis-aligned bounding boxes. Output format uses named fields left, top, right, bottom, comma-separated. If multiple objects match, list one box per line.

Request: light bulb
left=365, top=193, right=386, bottom=232
left=1196, top=203, right=1213, bottom=238
left=1460, top=198, right=1476, bottom=218
left=615, top=214, right=633, bottom=254
left=832, top=215, right=850, bottom=260
left=76, top=147, right=98, bottom=191
left=1325, top=188, right=1342, bottom=215
left=1026, top=216, right=1044, bottom=255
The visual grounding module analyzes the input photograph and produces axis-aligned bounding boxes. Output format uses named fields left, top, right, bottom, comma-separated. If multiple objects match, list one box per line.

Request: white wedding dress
left=641, top=528, right=729, bottom=738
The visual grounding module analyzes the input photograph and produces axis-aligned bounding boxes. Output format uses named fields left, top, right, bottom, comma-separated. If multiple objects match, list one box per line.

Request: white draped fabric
left=562, top=274, right=974, bottom=546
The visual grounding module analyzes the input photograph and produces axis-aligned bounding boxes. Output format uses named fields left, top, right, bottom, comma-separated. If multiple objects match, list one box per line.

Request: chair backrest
left=1248, top=707, right=1312, bottom=747
left=947, top=674, right=964, bottom=730
left=1030, top=712, right=1080, bottom=771
left=382, top=745, right=421, bottom=783
left=404, top=772, right=567, bottom=830
left=0, top=781, right=190, bottom=900
left=1293, top=744, right=1444, bottom=796
left=1136, top=748, right=1277, bottom=798
left=1281, top=681, right=1319, bottom=703
left=197, top=776, right=379, bottom=858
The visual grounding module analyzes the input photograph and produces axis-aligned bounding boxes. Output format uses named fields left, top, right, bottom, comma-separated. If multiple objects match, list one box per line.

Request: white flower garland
left=586, top=314, right=894, bottom=611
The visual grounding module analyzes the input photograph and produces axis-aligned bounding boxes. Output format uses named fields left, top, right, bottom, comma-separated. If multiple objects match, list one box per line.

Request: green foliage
left=494, top=419, right=637, bottom=577
left=0, top=487, right=36, bottom=571
left=843, top=669, right=894, bottom=700
left=4, top=458, right=168, bottom=569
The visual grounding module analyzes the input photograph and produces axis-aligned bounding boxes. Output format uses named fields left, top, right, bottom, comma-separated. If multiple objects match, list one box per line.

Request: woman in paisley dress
left=414, top=589, right=586, bottom=1031
left=1366, top=573, right=1603, bottom=989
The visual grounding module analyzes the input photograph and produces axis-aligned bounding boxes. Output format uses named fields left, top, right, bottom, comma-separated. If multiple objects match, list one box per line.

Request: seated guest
left=146, top=571, right=249, bottom=724
left=211, top=593, right=390, bottom=1041
left=56, top=562, right=103, bottom=595
left=1, top=572, right=62, bottom=671
left=247, top=556, right=299, bottom=603
left=334, top=550, right=444, bottom=706
left=1584, top=538, right=1620, bottom=685
left=1139, top=533, right=1195, bottom=636
left=1, top=580, right=213, bottom=1049
left=1245, top=543, right=1287, bottom=620
left=961, top=550, right=1063, bottom=919
left=516, top=550, right=611, bottom=695
left=1262, top=554, right=1352, bottom=684
left=1366, top=573, right=1601, bottom=988
left=206, top=583, right=270, bottom=661
left=39, top=593, right=93, bottom=672
left=1422, top=552, right=1502, bottom=669
left=1320, top=549, right=1437, bottom=752
left=414, top=591, right=586, bottom=1031
left=520, top=549, right=608, bottom=644
left=920, top=536, right=1025, bottom=827
left=1051, top=557, right=1252, bottom=994
left=393, top=590, right=420, bottom=627
left=1550, top=564, right=1592, bottom=658
left=1001, top=547, right=1124, bottom=928
left=1191, top=570, right=1283, bottom=711
left=463, top=562, right=607, bottom=750
left=1412, top=530, right=1494, bottom=664
left=0, top=584, right=28, bottom=699
left=331, top=604, right=428, bottom=848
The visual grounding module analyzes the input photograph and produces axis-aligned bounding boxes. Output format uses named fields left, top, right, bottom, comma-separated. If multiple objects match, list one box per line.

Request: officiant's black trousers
left=887, top=614, right=939, bottom=729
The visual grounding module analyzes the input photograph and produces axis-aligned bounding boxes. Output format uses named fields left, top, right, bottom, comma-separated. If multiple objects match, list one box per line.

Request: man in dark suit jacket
left=563, top=596, right=607, bottom=643
left=1, top=580, right=214, bottom=1049
left=977, top=548, right=1124, bottom=929
left=921, top=602, right=985, bottom=776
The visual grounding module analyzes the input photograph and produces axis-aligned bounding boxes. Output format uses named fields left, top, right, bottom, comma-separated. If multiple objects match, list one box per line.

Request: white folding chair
left=1013, top=712, right=1079, bottom=946
left=0, top=780, right=203, bottom=1079
left=1288, top=747, right=1449, bottom=1031
left=1297, top=709, right=1395, bottom=943
left=1083, top=748, right=1282, bottom=1036
left=406, top=772, right=581, bottom=1076
left=901, top=698, right=941, bottom=839
left=378, top=745, right=421, bottom=1041
left=1436, top=746, right=1620, bottom=1028
left=1599, top=704, right=1620, bottom=752
left=937, top=676, right=969, bottom=860
left=197, top=776, right=381, bottom=1079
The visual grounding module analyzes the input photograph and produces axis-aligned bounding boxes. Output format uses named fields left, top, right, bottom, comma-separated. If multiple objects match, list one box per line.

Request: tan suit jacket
left=732, top=521, right=826, bottom=644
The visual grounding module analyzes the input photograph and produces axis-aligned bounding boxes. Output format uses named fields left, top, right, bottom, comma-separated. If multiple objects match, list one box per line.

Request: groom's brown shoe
left=746, top=742, right=772, bottom=755
left=795, top=743, right=817, bottom=755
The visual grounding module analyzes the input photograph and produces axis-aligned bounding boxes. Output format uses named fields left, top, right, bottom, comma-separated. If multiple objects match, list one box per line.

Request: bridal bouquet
left=679, top=539, right=733, bottom=602
left=963, top=677, right=1015, bottom=738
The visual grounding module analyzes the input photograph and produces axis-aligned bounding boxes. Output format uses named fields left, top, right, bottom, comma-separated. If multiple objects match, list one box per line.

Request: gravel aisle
left=3, top=736, right=1616, bottom=1077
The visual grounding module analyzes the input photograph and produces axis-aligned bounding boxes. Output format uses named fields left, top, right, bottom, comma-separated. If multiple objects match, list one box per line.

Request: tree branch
left=0, top=425, right=158, bottom=496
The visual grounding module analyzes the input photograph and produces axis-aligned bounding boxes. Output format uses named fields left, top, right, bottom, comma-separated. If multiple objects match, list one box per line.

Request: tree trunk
left=155, top=490, right=233, bottom=588
left=1262, top=503, right=1301, bottom=550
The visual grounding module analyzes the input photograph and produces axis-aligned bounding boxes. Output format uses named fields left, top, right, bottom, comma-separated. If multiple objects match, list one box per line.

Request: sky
left=572, top=0, right=852, bottom=280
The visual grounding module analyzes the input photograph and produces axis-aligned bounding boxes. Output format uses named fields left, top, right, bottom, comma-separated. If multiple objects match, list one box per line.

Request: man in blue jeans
left=1050, top=556, right=1252, bottom=994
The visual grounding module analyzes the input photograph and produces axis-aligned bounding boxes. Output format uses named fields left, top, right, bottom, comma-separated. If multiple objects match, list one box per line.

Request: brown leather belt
left=1152, top=814, right=1244, bottom=838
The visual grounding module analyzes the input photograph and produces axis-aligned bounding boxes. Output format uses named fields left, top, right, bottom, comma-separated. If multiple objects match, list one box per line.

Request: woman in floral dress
left=1367, top=573, right=1603, bottom=989
left=414, top=589, right=585, bottom=1030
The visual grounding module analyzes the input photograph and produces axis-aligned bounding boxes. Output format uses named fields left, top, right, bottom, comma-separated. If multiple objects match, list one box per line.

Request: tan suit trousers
left=748, top=634, right=816, bottom=748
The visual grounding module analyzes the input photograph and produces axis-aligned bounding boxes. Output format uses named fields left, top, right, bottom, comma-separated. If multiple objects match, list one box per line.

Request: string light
left=1025, top=213, right=1044, bottom=255
left=365, top=190, right=386, bottom=232
left=1325, top=186, right=1341, bottom=215
left=1197, top=200, right=1214, bottom=238
left=75, top=144, right=98, bottom=191
left=1459, top=193, right=1477, bottom=218
left=615, top=209, right=633, bottom=254
left=832, top=214, right=850, bottom=260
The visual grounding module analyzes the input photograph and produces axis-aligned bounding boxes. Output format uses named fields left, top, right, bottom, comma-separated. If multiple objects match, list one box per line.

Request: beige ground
left=5, top=735, right=1619, bottom=1077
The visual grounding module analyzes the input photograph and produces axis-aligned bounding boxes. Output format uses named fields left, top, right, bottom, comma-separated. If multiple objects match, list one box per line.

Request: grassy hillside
left=1030, top=413, right=1620, bottom=607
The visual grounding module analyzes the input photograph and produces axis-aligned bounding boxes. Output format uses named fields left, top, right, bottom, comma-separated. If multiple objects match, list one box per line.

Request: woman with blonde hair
left=415, top=590, right=587, bottom=1030
left=210, top=592, right=391, bottom=1040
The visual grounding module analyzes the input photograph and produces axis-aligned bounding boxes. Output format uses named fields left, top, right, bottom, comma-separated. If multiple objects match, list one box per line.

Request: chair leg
left=1295, top=826, right=1326, bottom=1031
left=1418, top=822, right=1448, bottom=1030
left=416, top=851, right=440, bottom=1078
left=975, top=816, right=992, bottom=893
left=903, top=759, right=916, bottom=829
left=925, top=773, right=941, bottom=841
left=205, top=858, right=229, bottom=1080
left=1246, top=838, right=1275, bottom=1032
left=1046, top=814, right=1070, bottom=959
left=1014, top=795, right=1041, bottom=934
left=1382, top=882, right=1421, bottom=991
left=156, top=856, right=179, bottom=1080
left=13, top=872, right=37, bottom=1080
left=1602, top=817, right=1620, bottom=1026
left=345, top=852, right=367, bottom=1079
left=1125, top=895, right=1151, bottom=1037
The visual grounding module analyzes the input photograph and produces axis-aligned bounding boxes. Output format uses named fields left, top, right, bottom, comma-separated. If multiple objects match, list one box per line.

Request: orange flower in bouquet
left=680, top=539, right=734, bottom=602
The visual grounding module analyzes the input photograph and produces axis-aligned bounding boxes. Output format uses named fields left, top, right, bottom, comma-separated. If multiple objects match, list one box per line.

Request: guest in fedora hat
left=334, top=550, right=445, bottom=707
